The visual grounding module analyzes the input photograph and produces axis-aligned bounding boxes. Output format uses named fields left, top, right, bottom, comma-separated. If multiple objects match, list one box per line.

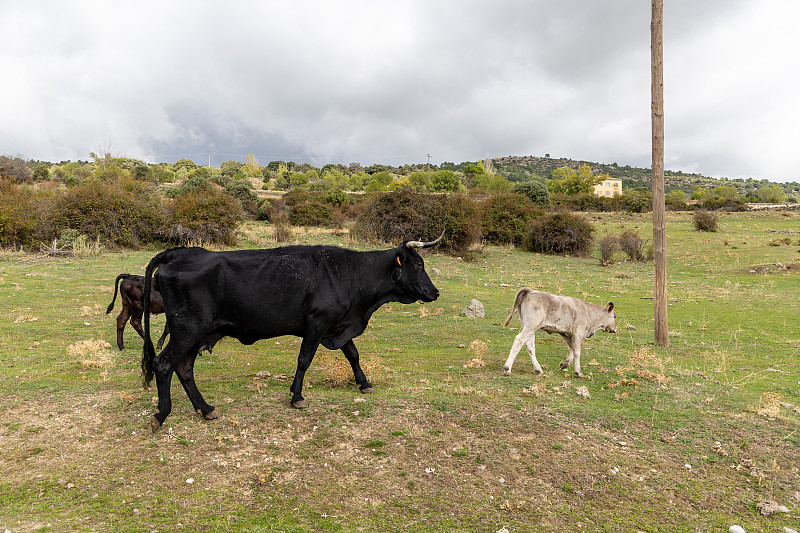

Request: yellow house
left=594, top=178, right=623, bottom=197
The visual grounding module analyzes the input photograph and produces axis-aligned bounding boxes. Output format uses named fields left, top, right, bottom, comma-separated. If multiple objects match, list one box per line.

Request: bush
left=46, top=178, right=163, bottom=248
left=480, top=193, right=539, bottom=246
left=351, top=190, right=482, bottom=257
left=523, top=211, right=594, bottom=257
left=693, top=210, right=720, bottom=232
left=289, top=201, right=331, bottom=226
left=511, top=181, right=550, bottom=206
left=324, top=188, right=349, bottom=206
left=0, top=181, right=38, bottom=247
left=163, top=188, right=243, bottom=245
left=598, top=234, right=619, bottom=265
left=618, top=230, right=646, bottom=261
left=224, top=180, right=259, bottom=217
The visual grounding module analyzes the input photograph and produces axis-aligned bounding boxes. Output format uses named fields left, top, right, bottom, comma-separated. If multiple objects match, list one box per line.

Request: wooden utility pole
left=652, top=0, right=668, bottom=346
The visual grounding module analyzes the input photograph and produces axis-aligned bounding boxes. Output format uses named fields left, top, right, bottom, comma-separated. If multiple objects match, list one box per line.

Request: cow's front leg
left=341, top=340, right=374, bottom=394
left=290, top=335, right=322, bottom=408
left=572, top=340, right=585, bottom=378
left=559, top=338, right=584, bottom=378
left=559, top=335, right=576, bottom=374
left=175, top=352, right=217, bottom=420
left=504, top=328, right=534, bottom=376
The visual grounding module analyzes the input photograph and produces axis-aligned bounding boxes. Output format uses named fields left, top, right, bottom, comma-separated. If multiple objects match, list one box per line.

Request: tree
left=365, top=171, right=393, bottom=192
left=0, top=156, right=33, bottom=183
left=245, top=154, right=261, bottom=177
left=430, top=170, right=461, bottom=192
left=408, top=171, right=431, bottom=192
left=486, top=174, right=513, bottom=193
left=173, top=158, right=198, bottom=172
left=756, top=184, right=787, bottom=203
left=512, top=181, right=550, bottom=205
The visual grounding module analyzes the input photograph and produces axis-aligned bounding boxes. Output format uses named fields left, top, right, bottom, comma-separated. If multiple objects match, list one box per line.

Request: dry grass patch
left=68, top=339, right=114, bottom=369
left=463, top=339, right=488, bottom=368
left=316, top=350, right=387, bottom=386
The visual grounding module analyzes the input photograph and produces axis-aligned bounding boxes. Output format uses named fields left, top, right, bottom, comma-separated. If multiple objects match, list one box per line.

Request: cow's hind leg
left=504, top=328, right=535, bottom=376
left=341, top=340, right=374, bottom=394
left=524, top=334, right=543, bottom=374
left=115, top=307, right=131, bottom=350
left=151, top=346, right=176, bottom=432
left=175, top=352, right=218, bottom=420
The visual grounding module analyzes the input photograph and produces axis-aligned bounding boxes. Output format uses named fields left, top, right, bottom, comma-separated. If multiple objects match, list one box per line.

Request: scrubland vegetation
left=0, top=151, right=799, bottom=531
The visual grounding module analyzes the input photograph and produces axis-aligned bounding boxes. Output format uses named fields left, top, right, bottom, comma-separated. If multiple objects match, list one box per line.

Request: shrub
left=598, top=234, right=619, bottom=265
left=511, top=181, right=550, bottom=206
left=618, top=230, right=646, bottom=262
left=324, top=188, right=349, bottom=206
left=288, top=201, right=331, bottom=226
left=224, top=180, right=259, bottom=217
left=523, top=211, right=594, bottom=257
left=351, top=190, right=482, bottom=257
left=46, top=178, right=163, bottom=247
left=480, top=193, right=539, bottom=246
left=163, top=188, right=243, bottom=245
left=0, top=181, right=38, bottom=247
left=693, top=210, right=719, bottom=232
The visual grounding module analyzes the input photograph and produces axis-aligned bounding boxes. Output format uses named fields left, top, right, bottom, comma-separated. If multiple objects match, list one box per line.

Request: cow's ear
left=606, top=302, right=614, bottom=313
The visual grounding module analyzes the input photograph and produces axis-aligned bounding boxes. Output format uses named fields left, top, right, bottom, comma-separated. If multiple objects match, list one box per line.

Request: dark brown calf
left=106, top=274, right=169, bottom=350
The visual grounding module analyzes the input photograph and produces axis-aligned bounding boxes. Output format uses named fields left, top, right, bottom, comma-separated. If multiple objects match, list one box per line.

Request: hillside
left=486, top=155, right=800, bottom=195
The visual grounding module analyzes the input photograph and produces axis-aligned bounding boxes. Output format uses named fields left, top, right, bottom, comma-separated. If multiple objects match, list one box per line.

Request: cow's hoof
left=291, top=399, right=309, bottom=409
left=503, top=367, right=511, bottom=376
left=359, top=386, right=375, bottom=394
left=559, top=361, right=569, bottom=370
left=202, top=408, right=219, bottom=420
left=575, top=373, right=585, bottom=379
left=150, top=416, right=162, bottom=433
left=534, top=369, right=543, bottom=375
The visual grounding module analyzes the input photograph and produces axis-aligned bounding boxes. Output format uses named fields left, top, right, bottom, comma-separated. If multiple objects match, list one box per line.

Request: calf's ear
left=606, top=302, right=614, bottom=313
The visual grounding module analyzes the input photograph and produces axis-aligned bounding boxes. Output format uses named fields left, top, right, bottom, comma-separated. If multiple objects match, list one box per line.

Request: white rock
left=729, top=526, right=746, bottom=533
left=462, top=299, right=485, bottom=318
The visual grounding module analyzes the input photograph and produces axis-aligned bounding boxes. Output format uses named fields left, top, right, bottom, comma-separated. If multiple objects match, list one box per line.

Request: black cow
left=106, top=274, right=169, bottom=351
left=141, top=233, right=443, bottom=431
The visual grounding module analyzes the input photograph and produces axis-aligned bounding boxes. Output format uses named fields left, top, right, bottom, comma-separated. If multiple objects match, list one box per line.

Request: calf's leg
left=559, top=337, right=585, bottom=378
left=115, top=307, right=131, bottom=350
left=156, top=322, right=169, bottom=351
left=504, top=328, right=536, bottom=376
left=524, top=335, right=543, bottom=374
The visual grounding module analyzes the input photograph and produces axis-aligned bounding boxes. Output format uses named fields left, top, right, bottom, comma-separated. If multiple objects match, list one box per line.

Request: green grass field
left=1, top=211, right=798, bottom=532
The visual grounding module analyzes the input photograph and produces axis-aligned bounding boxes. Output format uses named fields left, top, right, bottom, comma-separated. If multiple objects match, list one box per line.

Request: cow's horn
left=406, top=229, right=445, bottom=249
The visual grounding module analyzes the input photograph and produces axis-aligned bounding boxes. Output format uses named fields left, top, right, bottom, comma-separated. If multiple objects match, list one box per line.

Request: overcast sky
left=1, top=1, right=798, bottom=181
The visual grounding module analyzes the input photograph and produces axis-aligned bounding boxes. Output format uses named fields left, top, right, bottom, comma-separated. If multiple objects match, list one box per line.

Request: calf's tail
left=141, top=250, right=173, bottom=387
left=504, top=287, right=532, bottom=327
left=105, top=274, right=130, bottom=314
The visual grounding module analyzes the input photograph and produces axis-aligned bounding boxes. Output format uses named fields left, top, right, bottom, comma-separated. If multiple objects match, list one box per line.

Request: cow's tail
left=142, top=250, right=173, bottom=387
left=105, top=274, right=130, bottom=314
left=504, top=287, right=532, bottom=327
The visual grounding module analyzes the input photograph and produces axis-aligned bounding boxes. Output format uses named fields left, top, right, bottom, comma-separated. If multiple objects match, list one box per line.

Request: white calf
left=503, top=288, right=617, bottom=378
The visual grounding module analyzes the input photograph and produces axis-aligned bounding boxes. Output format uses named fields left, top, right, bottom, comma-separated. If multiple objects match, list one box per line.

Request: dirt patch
left=1, top=386, right=797, bottom=532
left=747, top=262, right=800, bottom=274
